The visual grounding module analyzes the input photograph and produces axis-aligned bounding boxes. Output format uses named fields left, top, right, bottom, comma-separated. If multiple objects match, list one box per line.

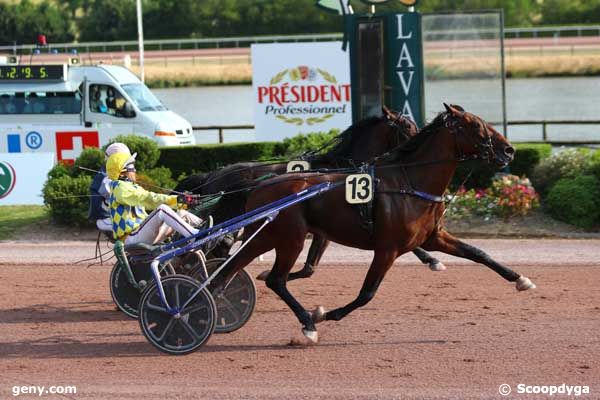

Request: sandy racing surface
left=1, top=239, right=599, bottom=399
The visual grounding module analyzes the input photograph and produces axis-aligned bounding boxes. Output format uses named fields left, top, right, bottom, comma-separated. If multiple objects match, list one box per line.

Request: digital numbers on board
left=286, top=160, right=311, bottom=173
left=345, top=174, right=373, bottom=204
left=0, top=65, right=63, bottom=80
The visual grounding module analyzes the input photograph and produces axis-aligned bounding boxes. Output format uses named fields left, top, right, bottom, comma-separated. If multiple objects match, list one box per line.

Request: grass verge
left=0, top=205, right=49, bottom=240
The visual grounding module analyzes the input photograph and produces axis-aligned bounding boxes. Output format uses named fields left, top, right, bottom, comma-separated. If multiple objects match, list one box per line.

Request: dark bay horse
left=211, top=103, right=536, bottom=343
left=176, top=107, right=446, bottom=277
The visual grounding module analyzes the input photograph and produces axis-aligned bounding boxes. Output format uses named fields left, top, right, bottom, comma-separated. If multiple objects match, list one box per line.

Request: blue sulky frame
left=147, top=181, right=341, bottom=317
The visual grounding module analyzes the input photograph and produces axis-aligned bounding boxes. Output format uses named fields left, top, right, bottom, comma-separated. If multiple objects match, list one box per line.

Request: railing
left=0, top=33, right=343, bottom=54
left=194, top=121, right=600, bottom=145
left=2, top=25, right=600, bottom=54
left=505, top=25, right=600, bottom=38
left=193, top=125, right=254, bottom=144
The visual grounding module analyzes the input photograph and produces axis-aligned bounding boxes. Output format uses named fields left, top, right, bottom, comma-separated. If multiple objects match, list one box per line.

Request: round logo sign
left=0, top=161, right=17, bottom=199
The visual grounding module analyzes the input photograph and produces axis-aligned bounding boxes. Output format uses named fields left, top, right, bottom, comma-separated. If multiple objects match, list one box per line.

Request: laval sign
left=252, top=42, right=352, bottom=141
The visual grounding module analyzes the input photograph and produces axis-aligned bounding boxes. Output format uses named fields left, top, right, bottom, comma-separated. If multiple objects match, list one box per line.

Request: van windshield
left=121, top=83, right=167, bottom=112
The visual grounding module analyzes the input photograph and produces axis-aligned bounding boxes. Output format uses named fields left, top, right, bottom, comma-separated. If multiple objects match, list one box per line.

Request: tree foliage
left=0, top=0, right=74, bottom=45
left=2, top=0, right=600, bottom=45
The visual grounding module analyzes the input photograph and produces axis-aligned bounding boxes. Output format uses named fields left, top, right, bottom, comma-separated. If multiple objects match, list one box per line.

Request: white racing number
left=286, top=160, right=311, bottom=173
left=345, top=174, right=373, bottom=204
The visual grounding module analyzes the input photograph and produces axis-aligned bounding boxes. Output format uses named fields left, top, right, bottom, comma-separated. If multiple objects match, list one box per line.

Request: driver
left=106, top=150, right=202, bottom=245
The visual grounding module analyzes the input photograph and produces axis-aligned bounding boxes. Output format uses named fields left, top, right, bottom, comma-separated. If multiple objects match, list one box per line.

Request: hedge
left=545, top=175, right=600, bottom=228
left=157, top=142, right=286, bottom=178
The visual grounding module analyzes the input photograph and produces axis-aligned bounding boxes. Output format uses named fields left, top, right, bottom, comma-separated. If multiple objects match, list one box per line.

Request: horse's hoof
left=516, top=276, right=536, bottom=291
left=255, top=270, right=270, bottom=281
left=429, top=261, right=446, bottom=271
left=302, top=329, right=319, bottom=344
left=312, top=306, right=327, bottom=324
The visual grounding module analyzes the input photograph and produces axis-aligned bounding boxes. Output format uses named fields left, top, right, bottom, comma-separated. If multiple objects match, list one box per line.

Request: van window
left=89, top=84, right=130, bottom=117
left=121, top=83, right=167, bottom=112
left=0, top=91, right=81, bottom=114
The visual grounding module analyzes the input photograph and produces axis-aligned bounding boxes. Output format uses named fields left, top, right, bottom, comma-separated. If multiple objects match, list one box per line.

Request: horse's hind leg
left=412, top=247, right=446, bottom=271
left=421, top=230, right=536, bottom=291
left=319, top=250, right=397, bottom=323
left=265, top=240, right=320, bottom=342
left=287, top=235, right=330, bottom=281
left=257, top=234, right=330, bottom=282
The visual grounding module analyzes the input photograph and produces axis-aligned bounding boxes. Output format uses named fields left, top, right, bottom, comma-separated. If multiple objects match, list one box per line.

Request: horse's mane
left=311, top=116, right=383, bottom=162
left=390, top=111, right=448, bottom=158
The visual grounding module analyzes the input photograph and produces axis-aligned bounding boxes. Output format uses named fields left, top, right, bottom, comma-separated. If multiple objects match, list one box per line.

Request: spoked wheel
left=192, top=258, right=257, bottom=334
left=139, top=275, right=217, bottom=355
left=109, top=261, right=174, bottom=319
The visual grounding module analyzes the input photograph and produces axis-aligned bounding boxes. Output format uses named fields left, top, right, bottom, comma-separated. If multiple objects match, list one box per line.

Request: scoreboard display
left=0, top=65, right=66, bottom=81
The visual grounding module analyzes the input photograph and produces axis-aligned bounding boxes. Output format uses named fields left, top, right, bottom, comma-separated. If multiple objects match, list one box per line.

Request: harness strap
left=377, top=188, right=444, bottom=203
left=356, top=165, right=376, bottom=235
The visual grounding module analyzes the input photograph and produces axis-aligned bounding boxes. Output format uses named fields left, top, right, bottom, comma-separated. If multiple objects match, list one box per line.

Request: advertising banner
left=252, top=42, right=352, bottom=141
left=0, top=128, right=100, bottom=164
left=0, top=153, right=54, bottom=205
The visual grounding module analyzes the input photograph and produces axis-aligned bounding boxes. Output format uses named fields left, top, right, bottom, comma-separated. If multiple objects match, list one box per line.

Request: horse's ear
left=443, top=103, right=461, bottom=116
left=382, top=105, right=391, bottom=118
left=450, top=104, right=465, bottom=112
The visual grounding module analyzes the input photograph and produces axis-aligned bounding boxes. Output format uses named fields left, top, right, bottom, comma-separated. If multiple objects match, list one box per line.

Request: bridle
left=443, top=112, right=495, bottom=163
left=386, top=112, right=414, bottom=148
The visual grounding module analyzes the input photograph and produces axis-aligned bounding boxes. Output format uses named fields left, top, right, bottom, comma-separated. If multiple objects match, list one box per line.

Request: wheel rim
left=191, top=258, right=257, bottom=334
left=110, top=261, right=174, bottom=319
left=139, top=275, right=216, bottom=355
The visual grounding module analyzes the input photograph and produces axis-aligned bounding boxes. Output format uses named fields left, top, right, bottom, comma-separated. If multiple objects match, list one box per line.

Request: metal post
left=136, top=0, right=145, bottom=82
left=499, top=10, right=508, bottom=141
left=543, top=122, right=548, bottom=142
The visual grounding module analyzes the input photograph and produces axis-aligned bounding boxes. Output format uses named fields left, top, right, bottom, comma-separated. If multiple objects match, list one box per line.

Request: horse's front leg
left=313, top=250, right=398, bottom=323
left=412, top=247, right=446, bottom=271
left=265, top=241, right=318, bottom=343
left=420, top=230, right=536, bottom=291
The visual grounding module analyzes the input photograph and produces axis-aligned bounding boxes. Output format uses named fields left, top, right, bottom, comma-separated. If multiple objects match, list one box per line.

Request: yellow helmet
left=106, top=152, right=136, bottom=180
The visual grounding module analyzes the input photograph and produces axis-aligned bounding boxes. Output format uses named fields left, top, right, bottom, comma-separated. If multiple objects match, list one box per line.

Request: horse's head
left=443, top=103, right=515, bottom=168
left=382, top=105, right=418, bottom=143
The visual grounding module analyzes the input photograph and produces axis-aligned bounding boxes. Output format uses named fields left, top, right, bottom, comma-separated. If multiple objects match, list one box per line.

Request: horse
left=209, top=103, right=536, bottom=344
left=176, top=107, right=446, bottom=277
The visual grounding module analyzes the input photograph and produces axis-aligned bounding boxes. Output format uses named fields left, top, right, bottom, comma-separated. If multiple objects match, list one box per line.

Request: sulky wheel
left=138, top=274, right=217, bottom=355
left=109, top=260, right=174, bottom=319
left=192, top=258, right=257, bottom=334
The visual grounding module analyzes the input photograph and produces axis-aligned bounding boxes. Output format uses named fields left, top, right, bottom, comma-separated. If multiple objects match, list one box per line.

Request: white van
left=0, top=62, right=194, bottom=163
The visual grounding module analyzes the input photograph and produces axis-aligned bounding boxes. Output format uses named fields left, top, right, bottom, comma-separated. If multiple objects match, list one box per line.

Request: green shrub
left=281, top=130, right=340, bottom=157
left=42, top=174, right=92, bottom=225
left=511, top=143, right=552, bottom=177
left=104, top=135, right=160, bottom=171
left=585, top=149, right=600, bottom=182
left=531, top=148, right=592, bottom=196
left=73, top=147, right=104, bottom=176
left=158, top=142, right=284, bottom=178
left=545, top=175, right=600, bottom=228
left=47, top=163, right=73, bottom=180
left=146, top=166, right=176, bottom=191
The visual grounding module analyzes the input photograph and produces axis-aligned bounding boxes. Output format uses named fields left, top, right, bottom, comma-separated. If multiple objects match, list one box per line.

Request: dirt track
left=0, top=239, right=599, bottom=399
